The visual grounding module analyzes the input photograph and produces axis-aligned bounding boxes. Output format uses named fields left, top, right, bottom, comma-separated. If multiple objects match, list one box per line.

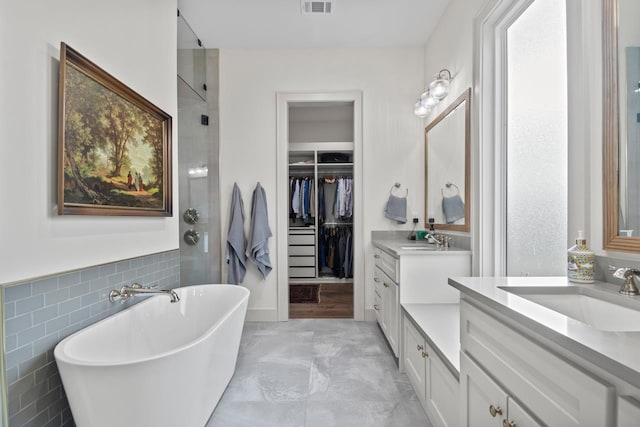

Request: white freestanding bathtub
left=54, top=284, right=250, bottom=427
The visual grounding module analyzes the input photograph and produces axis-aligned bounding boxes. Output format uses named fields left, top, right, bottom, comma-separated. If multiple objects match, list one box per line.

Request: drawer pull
left=383, top=282, right=389, bottom=288
left=374, top=277, right=381, bottom=282
left=374, top=254, right=381, bottom=259
left=502, top=421, right=515, bottom=427
left=489, top=405, right=503, bottom=417
left=374, top=304, right=380, bottom=311
left=417, top=345, right=424, bottom=351
left=421, top=351, right=428, bottom=358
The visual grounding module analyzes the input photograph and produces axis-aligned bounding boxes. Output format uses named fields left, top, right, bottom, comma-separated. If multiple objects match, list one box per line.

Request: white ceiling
left=177, top=0, right=451, bottom=49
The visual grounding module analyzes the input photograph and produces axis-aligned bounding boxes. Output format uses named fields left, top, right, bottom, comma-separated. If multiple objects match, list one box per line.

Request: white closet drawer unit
left=289, top=256, right=315, bottom=267
left=289, top=267, right=316, bottom=278
left=289, top=245, right=315, bottom=256
left=288, top=233, right=315, bottom=246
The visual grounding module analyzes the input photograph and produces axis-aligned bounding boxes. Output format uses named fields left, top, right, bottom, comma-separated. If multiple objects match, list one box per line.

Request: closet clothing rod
left=321, top=222, right=353, bottom=225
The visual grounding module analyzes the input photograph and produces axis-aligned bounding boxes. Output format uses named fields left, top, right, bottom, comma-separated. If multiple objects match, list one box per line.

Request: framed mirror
left=424, top=88, right=471, bottom=232
left=603, top=0, right=640, bottom=251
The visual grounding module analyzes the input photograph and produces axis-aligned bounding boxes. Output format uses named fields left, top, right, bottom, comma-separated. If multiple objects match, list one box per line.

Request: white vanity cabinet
left=372, top=243, right=470, bottom=359
left=459, top=299, right=614, bottom=426
left=404, top=315, right=459, bottom=427
left=617, top=396, right=640, bottom=427
left=374, top=251, right=399, bottom=356
left=461, top=352, right=540, bottom=427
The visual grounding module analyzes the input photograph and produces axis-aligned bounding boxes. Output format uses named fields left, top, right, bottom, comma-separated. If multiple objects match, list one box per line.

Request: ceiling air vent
left=301, top=1, right=333, bottom=15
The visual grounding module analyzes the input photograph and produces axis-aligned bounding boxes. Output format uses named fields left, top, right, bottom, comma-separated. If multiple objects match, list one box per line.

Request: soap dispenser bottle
left=567, top=230, right=595, bottom=283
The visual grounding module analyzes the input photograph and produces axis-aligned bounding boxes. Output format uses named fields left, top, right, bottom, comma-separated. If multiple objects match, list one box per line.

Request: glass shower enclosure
left=177, top=11, right=220, bottom=285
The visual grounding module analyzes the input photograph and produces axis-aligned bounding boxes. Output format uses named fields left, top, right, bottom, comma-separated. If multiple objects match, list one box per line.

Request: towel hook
left=441, top=182, right=460, bottom=197
left=390, top=182, right=408, bottom=197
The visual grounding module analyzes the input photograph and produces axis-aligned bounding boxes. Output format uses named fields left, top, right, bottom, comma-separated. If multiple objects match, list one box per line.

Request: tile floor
left=206, top=319, right=433, bottom=427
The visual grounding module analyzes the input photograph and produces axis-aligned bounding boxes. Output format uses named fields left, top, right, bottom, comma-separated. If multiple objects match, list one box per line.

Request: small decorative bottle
left=567, top=230, right=595, bottom=283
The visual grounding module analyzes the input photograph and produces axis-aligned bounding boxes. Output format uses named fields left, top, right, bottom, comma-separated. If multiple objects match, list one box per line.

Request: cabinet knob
left=374, top=304, right=380, bottom=311
left=417, top=345, right=424, bottom=351
left=421, top=351, right=428, bottom=358
left=489, top=405, right=503, bottom=417
left=374, top=254, right=381, bottom=259
left=374, top=277, right=381, bottom=282
left=383, top=282, right=389, bottom=288
left=502, top=421, right=516, bottom=427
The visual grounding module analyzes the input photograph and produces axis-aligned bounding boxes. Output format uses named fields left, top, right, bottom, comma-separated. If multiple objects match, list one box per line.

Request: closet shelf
left=317, top=163, right=353, bottom=167
left=288, top=162, right=354, bottom=168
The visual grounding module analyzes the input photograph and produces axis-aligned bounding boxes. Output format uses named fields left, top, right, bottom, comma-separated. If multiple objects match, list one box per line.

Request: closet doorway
left=276, top=92, right=363, bottom=321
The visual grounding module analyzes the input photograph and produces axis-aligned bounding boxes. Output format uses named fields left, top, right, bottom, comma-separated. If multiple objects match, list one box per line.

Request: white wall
left=423, top=0, right=640, bottom=271
left=219, top=48, right=423, bottom=317
left=0, top=0, right=179, bottom=284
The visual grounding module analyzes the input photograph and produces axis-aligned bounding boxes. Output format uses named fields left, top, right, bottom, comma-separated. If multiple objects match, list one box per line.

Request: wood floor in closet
left=289, top=282, right=353, bottom=319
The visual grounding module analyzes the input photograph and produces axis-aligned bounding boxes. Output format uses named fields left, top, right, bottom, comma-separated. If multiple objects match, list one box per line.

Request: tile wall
left=3, top=249, right=180, bottom=427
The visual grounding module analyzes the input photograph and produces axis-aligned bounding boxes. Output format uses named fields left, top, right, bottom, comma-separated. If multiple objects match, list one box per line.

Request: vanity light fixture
left=429, top=69, right=452, bottom=100
left=413, top=68, right=454, bottom=118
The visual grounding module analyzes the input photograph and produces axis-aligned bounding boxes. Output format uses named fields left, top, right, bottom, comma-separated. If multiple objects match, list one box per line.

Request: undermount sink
left=500, top=286, right=640, bottom=332
left=399, top=245, right=438, bottom=250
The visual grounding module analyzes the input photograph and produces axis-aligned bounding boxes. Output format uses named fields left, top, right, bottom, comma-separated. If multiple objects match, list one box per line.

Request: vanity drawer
left=460, top=299, right=613, bottom=426
left=289, top=267, right=316, bottom=278
left=289, top=245, right=315, bottom=256
left=289, top=256, right=315, bottom=267
left=374, top=247, right=398, bottom=283
left=374, top=266, right=384, bottom=296
left=374, top=291, right=382, bottom=323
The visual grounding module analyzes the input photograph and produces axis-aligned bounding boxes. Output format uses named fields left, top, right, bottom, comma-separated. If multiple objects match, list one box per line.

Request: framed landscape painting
left=57, top=42, right=172, bottom=216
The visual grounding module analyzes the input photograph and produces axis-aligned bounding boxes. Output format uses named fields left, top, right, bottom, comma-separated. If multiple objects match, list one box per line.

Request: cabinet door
left=374, top=290, right=384, bottom=332
left=460, top=352, right=506, bottom=427
left=403, top=318, right=427, bottom=401
left=504, top=397, right=542, bottom=427
left=427, top=343, right=459, bottom=427
left=385, top=280, right=398, bottom=355
left=618, top=396, right=640, bottom=427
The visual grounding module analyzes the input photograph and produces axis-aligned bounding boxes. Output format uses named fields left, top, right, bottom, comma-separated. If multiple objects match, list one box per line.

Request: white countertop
left=449, top=276, right=640, bottom=388
left=402, top=303, right=460, bottom=377
left=372, top=239, right=471, bottom=257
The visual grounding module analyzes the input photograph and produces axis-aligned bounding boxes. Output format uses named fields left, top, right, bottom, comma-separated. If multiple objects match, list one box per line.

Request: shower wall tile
left=3, top=249, right=180, bottom=427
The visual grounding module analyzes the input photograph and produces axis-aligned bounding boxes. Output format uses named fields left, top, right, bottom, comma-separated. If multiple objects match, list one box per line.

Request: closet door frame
left=276, top=91, right=363, bottom=321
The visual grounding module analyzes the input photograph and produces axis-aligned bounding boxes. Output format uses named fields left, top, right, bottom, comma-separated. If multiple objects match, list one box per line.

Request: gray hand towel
left=442, top=194, right=465, bottom=224
left=226, top=183, right=247, bottom=285
left=247, top=182, right=272, bottom=278
left=384, top=194, right=407, bottom=224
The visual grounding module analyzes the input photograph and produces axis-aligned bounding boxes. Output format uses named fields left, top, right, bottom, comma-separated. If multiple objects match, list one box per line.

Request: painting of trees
left=58, top=43, right=172, bottom=216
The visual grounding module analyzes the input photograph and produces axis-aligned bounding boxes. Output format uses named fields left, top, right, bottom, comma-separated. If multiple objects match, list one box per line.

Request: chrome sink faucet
left=609, top=265, right=640, bottom=296
left=109, top=283, right=180, bottom=303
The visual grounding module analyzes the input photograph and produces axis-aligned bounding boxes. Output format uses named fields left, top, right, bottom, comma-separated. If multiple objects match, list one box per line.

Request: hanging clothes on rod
left=318, top=176, right=353, bottom=223
left=318, top=224, right=353, bottom=279
left=289, top=176, right=315, bottom=225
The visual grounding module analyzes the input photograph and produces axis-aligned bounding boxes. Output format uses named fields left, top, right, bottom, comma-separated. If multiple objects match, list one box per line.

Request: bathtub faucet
left=109, top=283, right=180, bottom=303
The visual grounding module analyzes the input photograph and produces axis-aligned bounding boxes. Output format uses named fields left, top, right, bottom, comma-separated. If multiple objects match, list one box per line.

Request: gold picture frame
left=57, top=42, right=172, bottom=216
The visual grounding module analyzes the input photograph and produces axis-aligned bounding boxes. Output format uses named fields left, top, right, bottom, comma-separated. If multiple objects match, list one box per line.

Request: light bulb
left=414, top=101, right=429, bottom=118
left=429, top=78, right=450, bottom=100
left=421, top=92, right=439, bottom=108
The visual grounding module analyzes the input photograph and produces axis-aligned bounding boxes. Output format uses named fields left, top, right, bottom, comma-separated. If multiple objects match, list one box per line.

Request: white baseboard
left=245, top=308, right=279, bottom=322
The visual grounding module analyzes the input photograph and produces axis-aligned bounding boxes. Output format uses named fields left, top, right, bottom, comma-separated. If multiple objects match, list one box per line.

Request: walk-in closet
left=286, top=100, right=356, bottom=318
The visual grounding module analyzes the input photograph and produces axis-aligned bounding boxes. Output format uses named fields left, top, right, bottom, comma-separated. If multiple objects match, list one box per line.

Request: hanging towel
left=442, top=195, right=465, bottom=224
left=226, top=183, right=247, bottom=285
left=384, top=194, right=407, bottom=223
left=247, top=182, right=273, bottom=278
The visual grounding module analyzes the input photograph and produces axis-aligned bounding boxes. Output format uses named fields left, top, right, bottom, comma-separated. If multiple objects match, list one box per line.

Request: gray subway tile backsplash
left=3, top=249, right=180, bottom=427
left=32, top=278, right=58, bottom=296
